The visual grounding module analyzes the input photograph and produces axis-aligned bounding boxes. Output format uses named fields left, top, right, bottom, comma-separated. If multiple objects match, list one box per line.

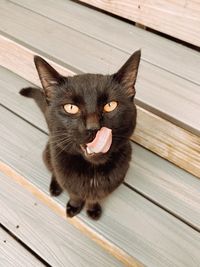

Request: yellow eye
left=104, top=101, right=118, bottom=112
left=64, top=104, right=79, bottom=114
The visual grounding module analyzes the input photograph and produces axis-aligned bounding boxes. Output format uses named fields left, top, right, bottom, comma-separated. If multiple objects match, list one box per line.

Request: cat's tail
left=19, top=87, right=47, bottom=114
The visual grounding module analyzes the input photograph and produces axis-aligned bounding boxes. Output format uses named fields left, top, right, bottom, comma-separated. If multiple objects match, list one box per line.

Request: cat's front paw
left=86, top=203, right=102, bottom=220
left=49, top=179, right=63, bottom=197
left=66, top=201, right=84, bottom=218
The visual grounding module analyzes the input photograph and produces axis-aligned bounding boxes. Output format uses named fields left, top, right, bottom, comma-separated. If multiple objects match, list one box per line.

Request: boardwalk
left=0, top=1, right=200, bottom=266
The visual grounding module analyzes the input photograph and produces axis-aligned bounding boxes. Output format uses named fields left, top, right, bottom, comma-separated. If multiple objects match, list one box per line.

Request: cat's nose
left=86, top=124, right=100, bottom=132
left=86, top=114, right=100, bottom=142
left=86, top=114, right=100, bottom=132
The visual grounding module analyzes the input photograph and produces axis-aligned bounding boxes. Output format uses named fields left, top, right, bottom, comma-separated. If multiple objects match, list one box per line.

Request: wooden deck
left=1, top=0, right=200, bottom=266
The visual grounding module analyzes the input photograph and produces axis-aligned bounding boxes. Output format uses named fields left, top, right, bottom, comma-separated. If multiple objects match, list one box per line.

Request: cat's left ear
left=34, top=56, right=63, bottom=101
left=113, top=50, right=141, bottom=98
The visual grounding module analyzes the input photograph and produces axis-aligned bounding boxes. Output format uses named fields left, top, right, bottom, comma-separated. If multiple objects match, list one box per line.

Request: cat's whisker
left=50, top=135, right=71, bottom=142
left=50, top=133, right=73, bottom=141
left=49, top=137, right=72, bottom=148
left=51, top=130, right=68, bottom=134
left=53, top=142, right=74, bottom=159
left=50, top=133, right=71, bottom=139
left=50, top=133, right=74, bottom=145
left=51, top=136, right=74, bottom=142
left=51, top=129, right=73, bottom=134
left=49, top=138, right=70, bottom=146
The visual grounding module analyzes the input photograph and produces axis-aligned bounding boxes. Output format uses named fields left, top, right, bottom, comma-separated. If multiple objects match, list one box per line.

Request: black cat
left=20, top=50, right=141, bottom=220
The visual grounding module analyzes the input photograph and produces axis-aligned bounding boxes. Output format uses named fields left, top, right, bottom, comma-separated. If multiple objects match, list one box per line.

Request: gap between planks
left=0, top=35, right=199, bottom=178
left=0, top=227, right=45, bottom=267
left=0, top=224, right=50, bottom=267
left=0, top=161, right=143, bottom=267
left=79, top=0, right=200, bottom=47
left=10, top=0, right=200, bottom=86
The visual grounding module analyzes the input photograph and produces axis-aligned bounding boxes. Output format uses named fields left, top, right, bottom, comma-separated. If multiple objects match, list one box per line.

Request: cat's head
left=34, top=51, right=141, bottom=164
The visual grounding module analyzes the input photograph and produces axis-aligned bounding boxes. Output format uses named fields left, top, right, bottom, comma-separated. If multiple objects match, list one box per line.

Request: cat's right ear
left=34, top=56, right=63, bottom=101
left=113, top=50, right=141, bottom=98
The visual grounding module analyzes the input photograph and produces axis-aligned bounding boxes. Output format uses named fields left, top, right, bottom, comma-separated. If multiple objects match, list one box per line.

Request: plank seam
left=0, top=103, right=46, bottom=135
left=0, top=162, right=143, bottom=267
left=124, top=182, right=200, bottom=233
left=0, top=223, right=49, bottom=267
left=8, top=0, right=200, bottom=86
left=0, top=30, right=82, bottom=75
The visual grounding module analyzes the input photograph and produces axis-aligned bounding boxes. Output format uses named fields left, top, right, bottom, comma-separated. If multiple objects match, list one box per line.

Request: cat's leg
left=43, top=142, right=63, bottom=196
left=86, top=201, right=102, bottom=220
left=66, top=194, right=85, bottom=218
left=43, top=142, right=53, bottom=172
left=49, top=175, right=63, bottom=196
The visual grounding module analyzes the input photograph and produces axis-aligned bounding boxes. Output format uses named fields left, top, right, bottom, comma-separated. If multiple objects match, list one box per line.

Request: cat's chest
left=53, top=148, right=129, bottom=199
left=71, top=164, right=123, bottom=197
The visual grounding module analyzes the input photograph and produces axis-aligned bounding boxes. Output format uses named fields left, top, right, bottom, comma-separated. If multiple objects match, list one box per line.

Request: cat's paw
left=19, top=88, right=30, bottom=96
left=49, top=179, right=63, bottom=197
left=66, top=201, right=84, bottom=218
left=86, top=203, right=102, bottom=220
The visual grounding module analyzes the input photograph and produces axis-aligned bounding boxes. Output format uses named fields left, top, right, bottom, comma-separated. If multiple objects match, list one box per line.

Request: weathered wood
left=0, top=2, right=200, bottom=136
left=1, top=107, right=200, bottom=266
left=0, top=172, right=124, bottom=267
left=127, top=144, right=200, bottom=230
left=12, top=0, right=200, bottom=85
left=1, top=65, right=199, bottom=230
left=1, top=164, right=142, bottom=267
left=0, top=228, right=44, bottom=266
left=79, top=0, right=200, bottom=46
left=0, top=38, right=200, bottom=178
left=134, top=108, right=200, bottom=178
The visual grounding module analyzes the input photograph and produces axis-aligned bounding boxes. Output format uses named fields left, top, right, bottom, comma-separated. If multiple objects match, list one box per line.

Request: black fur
left=19, top=50, right=141, bottom=220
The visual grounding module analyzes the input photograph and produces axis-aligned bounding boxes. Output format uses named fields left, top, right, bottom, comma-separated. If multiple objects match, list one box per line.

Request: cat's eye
left=64, top=104, right=79, bottom=114
left=104, top=101, right=118, bottom=113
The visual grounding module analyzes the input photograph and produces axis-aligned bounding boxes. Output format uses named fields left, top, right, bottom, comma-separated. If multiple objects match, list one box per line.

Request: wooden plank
left=127, top=144, right=200, bottom=230
left=0, top=228, right=44, bottom=267
left=79, top=0, right=200, bottom=46
left=0, top=172, right=124, bottom=267
left=0, top=65, right=199, bottom=230
left=12, top=0, right=200, bottom=85
left=1, top=107, right=200, bottom=267
left=0, top=39, right=200, bottom=179
left=134, top=108, right=200, bottom=179
left=0, top=2, right=200, bottom=136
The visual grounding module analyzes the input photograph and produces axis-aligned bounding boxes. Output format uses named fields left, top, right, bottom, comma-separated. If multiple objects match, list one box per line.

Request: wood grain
left=0, top=36, right=199, bottom=178
left=134, top=108, right=200, bottom=178
left=11, top=0, right=200, bottom=85
left=0, top=3, right=200, bottom=135
left=79, top=0, right=200, bottom=46
left=1, top=106, right=200, bottom=267
left=0, top=228, right=44, bottom=266
left=0, top=163, right=141, bottom=267
left=0, top=172, right=125, bottom=267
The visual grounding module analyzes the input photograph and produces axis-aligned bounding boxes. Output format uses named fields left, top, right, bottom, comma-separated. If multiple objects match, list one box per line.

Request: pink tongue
left=86, top=127, right=112, bottom=154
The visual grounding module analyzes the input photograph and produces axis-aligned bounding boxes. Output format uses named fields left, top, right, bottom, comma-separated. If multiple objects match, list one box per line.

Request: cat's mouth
left=80, top=127, right=112, bottom=158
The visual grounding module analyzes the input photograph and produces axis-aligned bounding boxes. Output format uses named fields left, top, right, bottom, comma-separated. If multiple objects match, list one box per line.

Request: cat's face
left=34, top=51, right=141, bottom=164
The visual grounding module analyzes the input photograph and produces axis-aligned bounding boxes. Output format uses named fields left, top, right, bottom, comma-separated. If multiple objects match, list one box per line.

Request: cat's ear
left=113, top=50, right=141, bottom=98
left=34, top=56, right=63, bottom=101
